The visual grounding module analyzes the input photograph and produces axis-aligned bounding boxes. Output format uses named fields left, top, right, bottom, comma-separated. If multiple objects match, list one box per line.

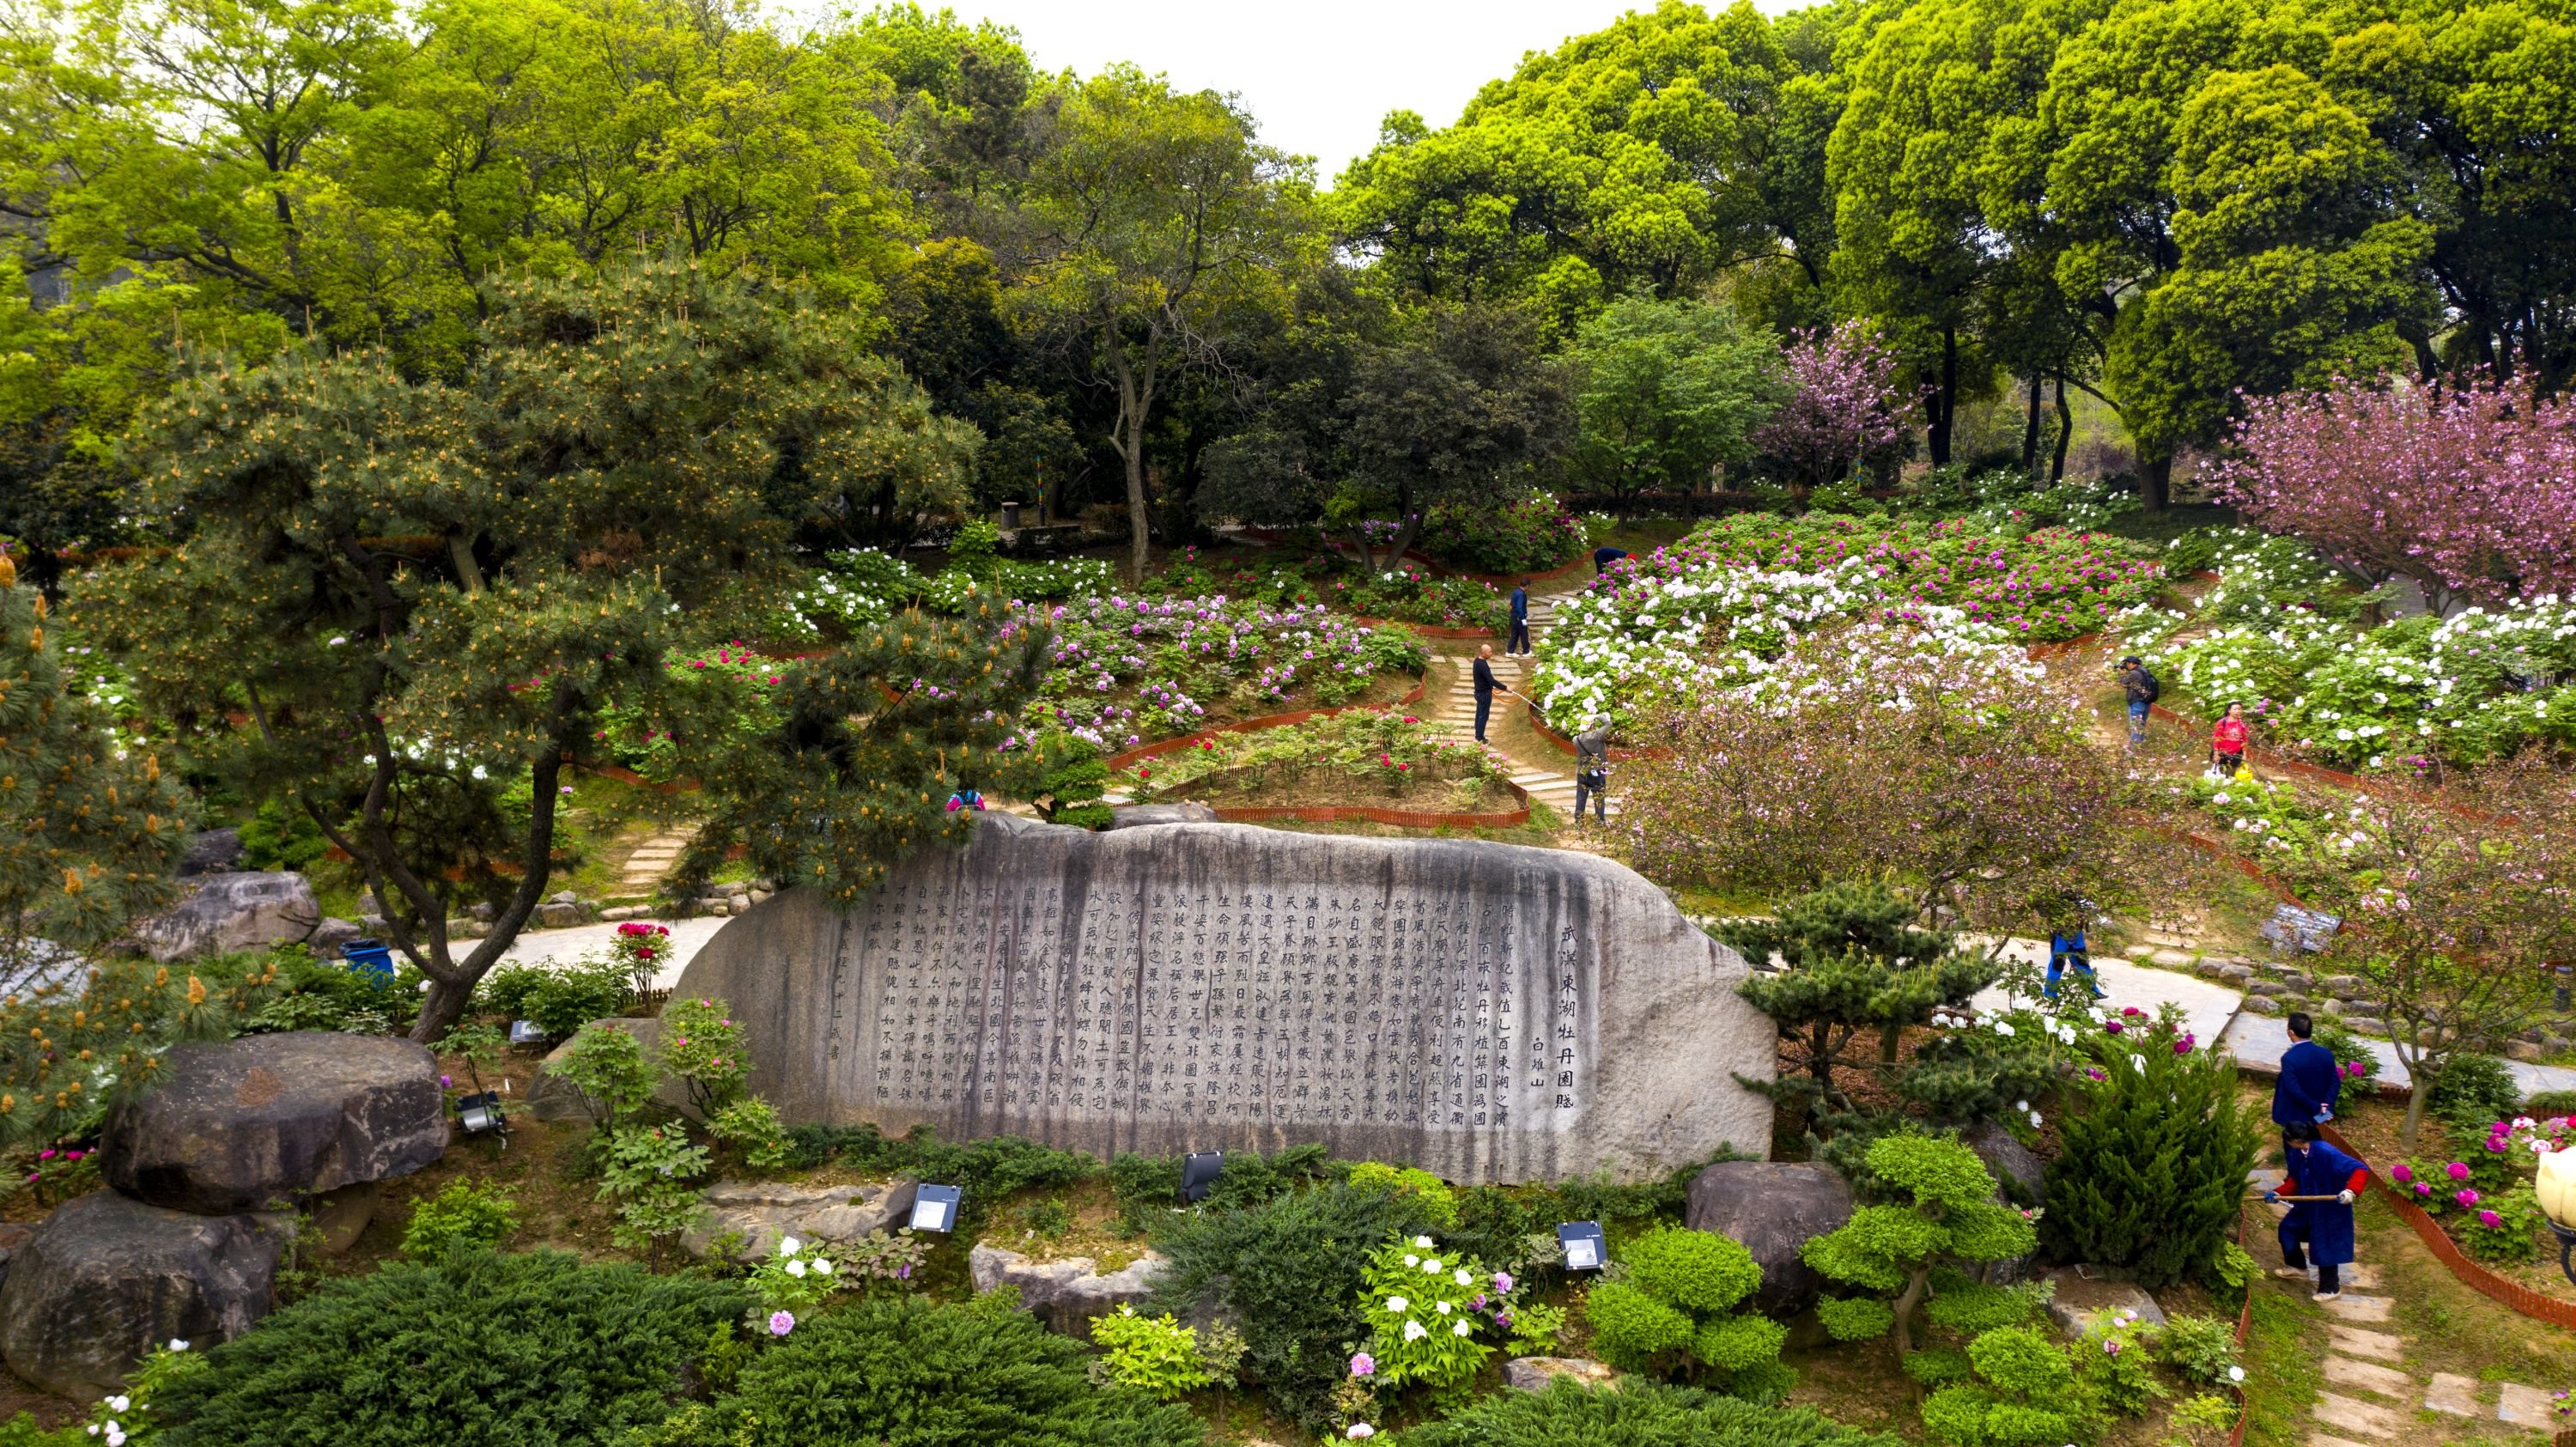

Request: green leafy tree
left=2040, top=1007, right=2257, bottom=1289
left=1583, top=1225, right=1789, bottom=1398
left=0, top=552, right=191, bottom=982
left=1803, top=1134, right=2038, bottom=1362
left=79, top=257, right=977, bottom=1041
left=1569, top=294, right=1784, bottom=504
left=1718, top=883, right=2002, bottom=1146
left=1015, top=64, right=1311, bottom=583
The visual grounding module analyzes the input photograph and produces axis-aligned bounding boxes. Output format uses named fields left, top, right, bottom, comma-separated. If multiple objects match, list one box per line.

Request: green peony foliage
left=154, top=1249, right=747, bottom=1447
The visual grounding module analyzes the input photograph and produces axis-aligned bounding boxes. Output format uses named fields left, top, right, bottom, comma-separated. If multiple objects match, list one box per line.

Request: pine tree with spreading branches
left=74, top=257, right=983, bottom=1041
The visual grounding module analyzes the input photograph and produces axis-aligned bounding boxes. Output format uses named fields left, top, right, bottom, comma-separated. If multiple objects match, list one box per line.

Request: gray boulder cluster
left=0, top=1033, right=448, bottom=1397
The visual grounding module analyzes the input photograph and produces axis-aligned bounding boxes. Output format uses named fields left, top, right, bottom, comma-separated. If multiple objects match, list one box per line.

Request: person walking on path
left=1571, top=714, right=1612, bottom=824
left=2265, top=1120, right=2369, bottom=1300
left=2044, top=910, right=2102, bottom=999
left=2211, top=702, right=2250, bottom=776
left=1508, top=580, right=1532, bottom=655
left=2118, top=655, right=2158, bottom=749
left=1593, top=544, right=1629, bottom=575
left=2272, top=1012, right=2342, bottom=1139
left=1471, top=644, right=1522, bottom=745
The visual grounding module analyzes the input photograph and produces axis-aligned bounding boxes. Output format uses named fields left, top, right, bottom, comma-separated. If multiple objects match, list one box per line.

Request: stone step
left=2309, top=1435, right=2379, bottom=1447
left=2320, top=1294, right=2393, bottom=1323
left=2313, top=1391, right=2401, bottom=1439
left=2328, top=1326, right=2404, bottom=1362
left=2322, top=1356, right=2414, bottom=1400
left=2499, top=1383, right=2555, bottom=1428
left=2425, top=1373, right=2482, bottom=1417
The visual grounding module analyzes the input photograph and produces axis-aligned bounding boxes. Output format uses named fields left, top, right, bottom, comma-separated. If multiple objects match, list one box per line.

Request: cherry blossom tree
left=1752, top=321, right=1918, bottom=496
left=2214, top=373, right=2576, bottom=611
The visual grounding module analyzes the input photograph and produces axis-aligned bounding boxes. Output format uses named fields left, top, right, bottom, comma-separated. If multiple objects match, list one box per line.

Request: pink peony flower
left=769, top=1310, right=794, bottom=1336
left=2476, top=1209, right=2502, bottom=1227
left=2445, top=1161, right=2470, bottom=1181
left=2455, top=1189, right=2480, bottom=1207
left=1350, top=1353, right=1376, bottom=1377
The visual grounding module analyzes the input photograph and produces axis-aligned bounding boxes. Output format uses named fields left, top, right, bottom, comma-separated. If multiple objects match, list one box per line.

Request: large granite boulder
left=1965, top=1121, right=2046, bottom=1206
left=0, top=1192, right=287, bottom=1397
left=680, top=1179, right=920, bottom=1262
left=968, top=1243, right=1167, bottom=1339
left=102, top=1032, right=448, bottom=1214
left=669, top=815, right=1774, bottom=1183
left=2040, top=1267, right=2165, bottom=1336
left=1685, top=1160, right=1854, bottom=1315
left=125, top=872, right=320, bottom=962
left=1504, top=1357, right=1619, bottom=1392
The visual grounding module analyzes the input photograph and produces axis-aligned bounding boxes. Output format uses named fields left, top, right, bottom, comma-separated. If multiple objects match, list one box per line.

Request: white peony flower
left=1437, top=1301, right=1453, bottom=1316
left=1423, top=1257, right=1442, bottom=1274
left=814, top=1258, right=835, bottom=1275
left=1403, top=1320, right=1428, bottom=1341
left=1454, top=1268, right=1473, bottom=1286
left=1453, top=1320, right=1473, bottom=1337
left=779, top=1236, right=802, bottom=1256
left=1414, top=1236, right=1434, bottom=1249
left=1403, top=1254, right=1419, bottom=1267
left=1385, top=1296, right=1409, bottom=1314
left=784, top=1258, right=807, bottom=1279
left=1348, top=1426, right=1376, bottom=1440
left=106, top=1398, right=128, bottom=1414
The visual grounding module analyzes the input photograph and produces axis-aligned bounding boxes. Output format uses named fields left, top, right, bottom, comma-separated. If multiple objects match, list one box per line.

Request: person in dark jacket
left=1508, top=580, right=1532, bottom=655
left=2117, top=656, right=2157, bottom=748
left=2266, top=1120, right=2369, bottom=1300
left=1471, top=645, right=1517, bottom=744
left=2272, top=1012, right=2342, bottom=1134
left=1593, top=545, right=1629, bottom=575
left=1571, top=714, right=1611, bottom=824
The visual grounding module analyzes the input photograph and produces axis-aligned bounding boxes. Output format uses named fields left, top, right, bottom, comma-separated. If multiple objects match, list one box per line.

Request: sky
left=878, top=0, right=1806, bottom=189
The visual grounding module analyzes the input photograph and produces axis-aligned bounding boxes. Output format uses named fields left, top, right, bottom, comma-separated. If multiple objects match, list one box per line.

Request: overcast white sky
left=856, top=1, right=1806, bottom=189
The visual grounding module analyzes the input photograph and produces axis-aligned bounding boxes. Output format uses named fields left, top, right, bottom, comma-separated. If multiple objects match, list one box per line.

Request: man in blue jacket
left=2266, top=1120, right=2369, bottom=1300
left=2272, top=1012, right=2342, bottom=1142
left=1508, top=580, right=1532, bottom=655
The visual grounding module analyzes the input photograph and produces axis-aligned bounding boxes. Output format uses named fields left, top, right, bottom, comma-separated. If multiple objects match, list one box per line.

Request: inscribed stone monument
left=670, top=815, right=1771, bottom=1182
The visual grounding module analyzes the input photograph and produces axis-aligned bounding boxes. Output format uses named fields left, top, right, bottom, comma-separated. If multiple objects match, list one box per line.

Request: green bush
left=238, top=798, right=327, bottom=872
left=1149, top=1180, right=1442, bottom=1429
left=399, top=1179, right=519, bottom=1259
left=1400, top=1377, right=1903, bottom=1447
left=2040, top=1010, right=2257, bottom=1290
left=479, top=957, right=632, bottom=1042
left=550, top=1021, right=657, bottom=1129
left=1579, top=1227, right=1783, bottom=1395
left=1919, top=1326, right=2087, bottom=1447
left=785, top=1125, right=1098, bottom=1232
left=2427, top=1053, right=2521, bottom=1132
left=1089, top=1305, right=1236, bottom=1401
left=154, top=1249, right=747, bottom=1447
left=1346, top=1162, right=1460, bottom=1227
left=653, top=1292, right=1206, bottom=1447
left=2153, top=1315, right=2241, bottom=1389
left=1108, top=1144, right=1329, bottom=1230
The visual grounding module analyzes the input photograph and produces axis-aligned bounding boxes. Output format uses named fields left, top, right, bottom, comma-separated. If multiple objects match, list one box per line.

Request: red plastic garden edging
left=1522, top=701, right=1668, bottom=763
left=1101, top=676, right=1430, bottom=773
left=2318, top=1122, right=2576, bottom=1329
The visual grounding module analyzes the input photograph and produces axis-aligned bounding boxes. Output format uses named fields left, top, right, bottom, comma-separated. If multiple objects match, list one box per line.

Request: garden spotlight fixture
left=1181, top=1152, right=1224, bottom=1204
left=910, top=1183, right=963, bottom=1233
left=1558, top=1220, right=1606, bottom=1271
left=455, top=1090, right=507, bottom=1140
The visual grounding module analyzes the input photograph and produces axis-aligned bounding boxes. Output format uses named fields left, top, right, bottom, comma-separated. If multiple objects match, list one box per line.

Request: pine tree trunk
left=2141, top=453, right=2171, bottom=511
left=2021, top=375, right=2043, bottom=471
left=2050, top=377, right=2073, bottom=482
left=412, top=976, right=477, bottom=1045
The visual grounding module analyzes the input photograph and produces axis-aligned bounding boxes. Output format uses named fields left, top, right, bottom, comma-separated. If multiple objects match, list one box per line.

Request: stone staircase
left=614, top=827, right=696, bottom=897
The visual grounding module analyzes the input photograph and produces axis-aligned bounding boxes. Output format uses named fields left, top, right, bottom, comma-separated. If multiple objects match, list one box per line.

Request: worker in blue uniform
left=2264, top=1120, right=2369, bottom=1301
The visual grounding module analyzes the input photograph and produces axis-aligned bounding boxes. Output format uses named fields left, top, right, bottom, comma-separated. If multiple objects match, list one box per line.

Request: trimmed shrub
left=398, top=1179, right=519, bottom=1260
left=1400, top=1377, right=1902, bottom=1447
left=478, top=956, right=633, bottom=1043
left=1149, top=1181, right=1441, bottom=1429
left=658, top=1292, right=1206, bottom=1446
left=1920, top=1326, right=2087, bottom=1447
left=155, top=1249, right=747, bottom=1446
left=2041, top=1011, right=2258, bottom=1289
left=2427, top=1053, right=2521, bottom=1133
left=1579, top=1228, right=1784, bottom=1397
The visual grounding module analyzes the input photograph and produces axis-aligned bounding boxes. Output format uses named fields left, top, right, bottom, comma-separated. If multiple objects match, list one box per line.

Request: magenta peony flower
left=2476, top=1209, right=2502, bottom=1227
left=2455, top=1189, right=2480, bottom=1207
left=2414, top=1182, right=2433, bottom=1197
left=2105, top=1020, right=2124, bottom=1035
left=2391, top=1164, right=2413, bottom=1183
left=2445, top=1161, right=2471, bottom=1181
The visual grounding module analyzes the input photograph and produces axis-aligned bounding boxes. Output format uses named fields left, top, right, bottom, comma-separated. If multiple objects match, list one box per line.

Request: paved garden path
left=2239, top=1170, right=2561, bottom=1445
left=1423, top=587, right=1612, bottom=822
left=612, top=825, right=696, bottom=898
left=2225, top=1012, right=2576, bottom=1102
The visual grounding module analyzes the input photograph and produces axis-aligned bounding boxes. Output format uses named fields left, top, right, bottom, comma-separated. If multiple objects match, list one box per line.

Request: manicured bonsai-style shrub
left=1803, top=1135, right=2037, bottom=1360
left=649, top=1292, right=1206, bottom=1447
left=153, top=1249, right=748, bottom=1446
left=1580, top=1226, right=1788, bottom=1399
left=1400, top=1377, right=1903, bottom=1447
left=1917, top=1325, right=2086, bottom=1447
left=1150, top=1180, right=1443, bottom=1428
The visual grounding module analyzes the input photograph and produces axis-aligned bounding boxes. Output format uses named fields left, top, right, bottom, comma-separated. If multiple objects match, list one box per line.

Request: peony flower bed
left=2389, top=1115, right=2565, bottom=1265
left=1011, top=594, right=1427, bottom=751
left=1529, top=511, right=2139, bottom=732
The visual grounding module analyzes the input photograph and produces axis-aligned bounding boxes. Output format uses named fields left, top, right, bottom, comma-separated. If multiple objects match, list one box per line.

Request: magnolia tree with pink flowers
left=1752, top=321, right=1920, bottom=495
left=2214, top=373, right=2576, bottom=611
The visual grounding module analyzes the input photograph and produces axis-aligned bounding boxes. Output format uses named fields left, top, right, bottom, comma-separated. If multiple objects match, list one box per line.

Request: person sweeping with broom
left=2263, top=1120, right=2370, bottom=1301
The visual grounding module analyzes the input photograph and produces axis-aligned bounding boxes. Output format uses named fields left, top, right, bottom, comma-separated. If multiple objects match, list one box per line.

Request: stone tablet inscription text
left=846, top=880, right=1584, bottom=1135
left=669, top=817, right=1771, bottom=1182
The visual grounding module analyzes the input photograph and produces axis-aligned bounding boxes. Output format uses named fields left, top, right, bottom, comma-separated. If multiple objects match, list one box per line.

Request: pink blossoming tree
left=2214, top=373, right=2576, bottom=611
left=1753, top=321, right=1918, bottom=496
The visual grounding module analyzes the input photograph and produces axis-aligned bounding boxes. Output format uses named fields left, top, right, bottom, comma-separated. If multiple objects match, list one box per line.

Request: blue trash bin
left=343, top=939, right=394, bottom=979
